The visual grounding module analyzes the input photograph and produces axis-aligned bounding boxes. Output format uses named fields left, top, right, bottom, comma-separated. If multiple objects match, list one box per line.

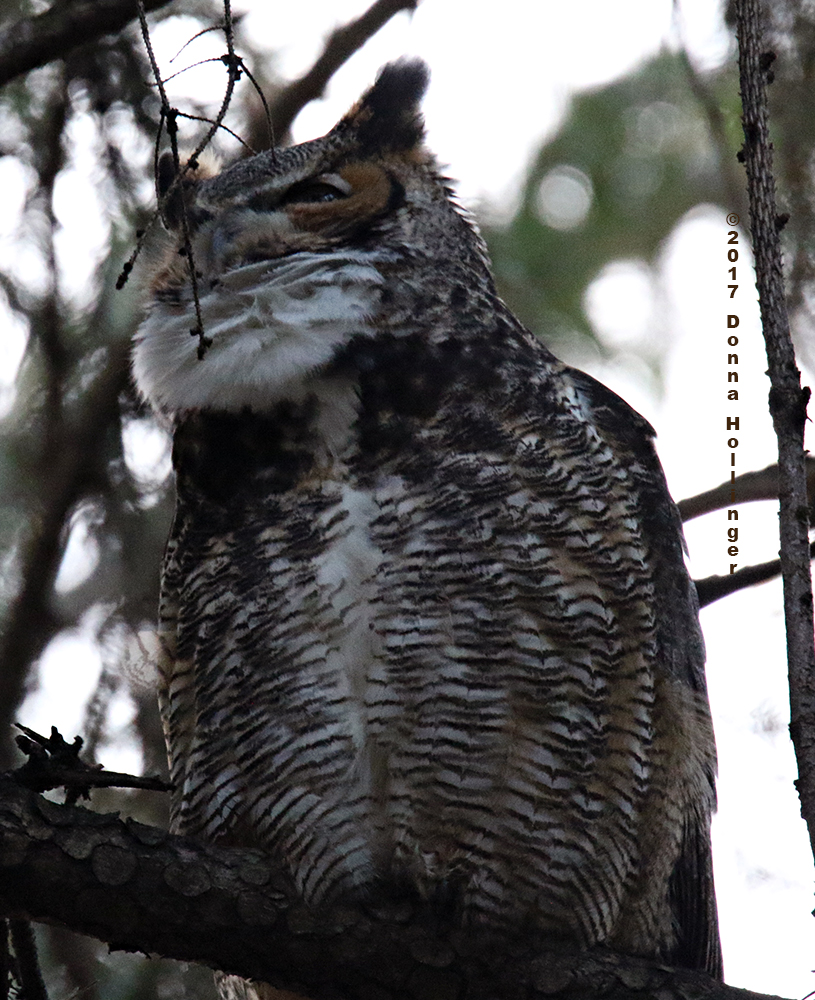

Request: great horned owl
left=133, top=60, right=722, bottom=982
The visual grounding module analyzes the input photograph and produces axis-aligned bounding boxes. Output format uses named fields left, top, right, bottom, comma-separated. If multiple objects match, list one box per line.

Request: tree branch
left=0, top=778, right=789, bottom=1000
left=735, top=0, right=815, bottom=855
left=267, top=0, right=419, bottom=143
left=11, top=725, right=169, bottom=804
left=677, top=457, right=815, bottom=522
left=0, top=0, right=175, bottom=90
left=679, top=461, right=815, bottom=605
left=695, top=541, right=815, bottom=607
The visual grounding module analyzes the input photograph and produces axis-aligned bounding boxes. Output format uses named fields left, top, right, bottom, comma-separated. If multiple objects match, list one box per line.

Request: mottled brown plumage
left=134, top=60, right=722, bottom=992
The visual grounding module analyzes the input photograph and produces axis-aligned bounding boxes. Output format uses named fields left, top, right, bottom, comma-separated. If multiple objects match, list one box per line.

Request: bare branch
left=0, top=0, right=174, bottom=90
left=10, top=725, right=169, bottom=803
left=735, top=0, right=815, bottom=855
left=678, top=457, right=815, bottom=522
left=0, top=777, right=788, bottom=1000
left=695, top=541, right=815, bottom=607
left=680, top=461, right=815, bottom=604
left=268, top=0, right=419, bottom=143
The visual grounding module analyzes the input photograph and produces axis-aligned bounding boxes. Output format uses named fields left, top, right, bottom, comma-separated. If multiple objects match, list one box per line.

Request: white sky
left=9, top=1, right=815, bottom=996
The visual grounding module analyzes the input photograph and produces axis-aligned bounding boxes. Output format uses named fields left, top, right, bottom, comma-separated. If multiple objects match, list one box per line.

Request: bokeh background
left=1, top=1, right=813, bottom=996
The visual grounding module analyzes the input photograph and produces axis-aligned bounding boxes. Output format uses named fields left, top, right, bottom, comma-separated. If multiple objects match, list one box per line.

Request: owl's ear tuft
left=343, top=59, right=429, bottom=155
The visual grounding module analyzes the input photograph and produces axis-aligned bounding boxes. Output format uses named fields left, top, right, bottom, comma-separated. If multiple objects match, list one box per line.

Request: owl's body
left=134, top=62, right=721, bottom=981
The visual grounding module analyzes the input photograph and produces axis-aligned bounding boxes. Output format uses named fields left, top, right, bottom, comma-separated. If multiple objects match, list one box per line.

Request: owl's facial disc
left=192, top=161, right=400, bottom=280
left=133, top=59, right=438, bottom=417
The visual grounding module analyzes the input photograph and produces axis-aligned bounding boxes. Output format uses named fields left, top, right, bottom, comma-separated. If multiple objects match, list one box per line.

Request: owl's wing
left=567, top=371, right=706, bottom=689
left=569, top=368, right=722, bottom=979
left=155, top=506, right=197, bottom=832
left=670, top=803, right=723, bottom=977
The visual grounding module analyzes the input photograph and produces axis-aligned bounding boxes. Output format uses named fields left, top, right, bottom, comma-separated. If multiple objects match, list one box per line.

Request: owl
left=133, top=60, right=722, bottom=986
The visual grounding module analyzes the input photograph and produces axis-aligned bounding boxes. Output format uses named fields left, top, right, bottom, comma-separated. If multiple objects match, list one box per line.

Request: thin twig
left=137, top=0, right=209, bottom=357
left=153, top=55, right=224, bottom=87
left=184, top=0, right=242, bottom=177
left=240, top=59, right=275, bottom=151
left=174, top=110, right=255, bottom=152
left=169, top=23, right=226, bottom=64
left=735, top=0, right=815, bottom=854
left=136, top=0, right=181, bottom=201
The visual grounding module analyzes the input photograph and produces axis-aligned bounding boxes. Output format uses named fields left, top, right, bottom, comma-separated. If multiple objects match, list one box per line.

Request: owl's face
left=133, top=61, right=491, bottom=417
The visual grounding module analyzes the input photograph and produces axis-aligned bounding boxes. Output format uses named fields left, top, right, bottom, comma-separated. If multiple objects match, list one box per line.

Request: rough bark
left=735, top=0, right=815, bottom=853
left=0, top=778, right=788, bottom=1000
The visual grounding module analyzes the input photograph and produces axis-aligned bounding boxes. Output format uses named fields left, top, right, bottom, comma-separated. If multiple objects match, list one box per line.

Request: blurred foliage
left=482, top=49, right=743, bottom=370
left=0, top=0, right=813, bottom=997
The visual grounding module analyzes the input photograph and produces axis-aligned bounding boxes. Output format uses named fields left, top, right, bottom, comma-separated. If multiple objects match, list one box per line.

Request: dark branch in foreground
left=267, top=0, right=419, bottom=143
left=0, top=0, right=174, bottom=89
left=10, top=725, right=169, bottom=804
left=0, top=777, right=787, bottom=1000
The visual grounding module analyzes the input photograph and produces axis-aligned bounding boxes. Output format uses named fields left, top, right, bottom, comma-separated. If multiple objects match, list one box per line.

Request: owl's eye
left=281, top=174, right=353, bottom=206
